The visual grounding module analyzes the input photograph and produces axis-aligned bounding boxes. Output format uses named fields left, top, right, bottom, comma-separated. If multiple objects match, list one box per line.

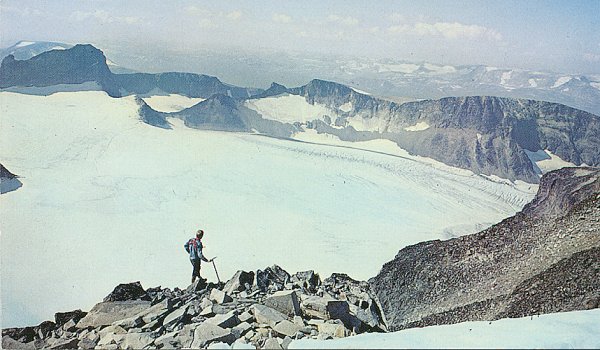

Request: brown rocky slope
left=370, top=167, right=600, bottom=331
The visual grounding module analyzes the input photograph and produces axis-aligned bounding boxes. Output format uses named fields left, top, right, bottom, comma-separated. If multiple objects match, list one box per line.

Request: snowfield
left=288, top=309, right=600, bottom=349
left=1, top=91, right=536, bottom=328
left=141, top=94, right=205, bottom=113
left=244, top=93, right=336, bottom=123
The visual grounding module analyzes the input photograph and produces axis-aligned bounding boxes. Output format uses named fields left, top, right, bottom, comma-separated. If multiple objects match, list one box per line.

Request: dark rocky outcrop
left=103, top=281, right=150, bottom=302
left=0, top=163, right=23, bottom=194
left=370, top=167, right=600, bottom=331
left=0, top=44, right=120, bottom=97
left=0, top=44, right=260, bottom=100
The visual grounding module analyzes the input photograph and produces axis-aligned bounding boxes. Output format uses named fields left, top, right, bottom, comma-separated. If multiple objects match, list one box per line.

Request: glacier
left=1, top=91, right=536, bottom=327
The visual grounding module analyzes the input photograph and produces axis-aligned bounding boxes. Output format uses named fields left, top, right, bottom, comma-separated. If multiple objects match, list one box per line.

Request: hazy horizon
left=2, top=0, right=599, bottom=76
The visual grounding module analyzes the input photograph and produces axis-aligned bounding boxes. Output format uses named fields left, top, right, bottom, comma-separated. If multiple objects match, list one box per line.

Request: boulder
left=138, top=299, right=172, bottom=324
left=154, top=331, right=181, bottom=349
left=190, top=323, right=235, bottom=348
left=263, top=337, right=283, bottom=349
left=112, top=315, right=144, bottom=329
left=199, top=304, right=216, bottom=317
left=209, top=289, right=233, bottom=304
left=256, top=265, right=291, bottom=292
left=1, top=336, right=35, bottom=350
left=1, top=327, right=36, bottom=344
left=264, top=290, right=300, bottom=317
left=162, top=305, right=190, bottom=328
left=273, top=320, right=302, bottom=338
left=252, top=304, right=287, bottom=328
left=186, top=278, right=208, bottom=293
left=35, top=321, right=55, bottom=339
left=54, top=310, right=87, bottom=328
left=76, top=301, right=151, bottom=329
left=238, top=311, right=254, bottom=323
left=300, top=295, right=335, bottom=319
left=231, top=322, right=252, bottom=338
left=282, top=336, right=293, bottom=349
left=118, top=333, right=154, bottom=349
left=291, top=270, right=321, bottom=292
left=47, top=338, right=79, bottom=350
left=317, top=322, right=347, bottom=338
left=103, top=281, right=149, bottom=302
left=327, top=300, right=361, bottom=331
left=223, top=270, right=255, bottom=295
left=205, top=310, right=239, bottom=329
left=77, top=338, right=97, bottom=350
left=61, top=319, right=77, bottom=332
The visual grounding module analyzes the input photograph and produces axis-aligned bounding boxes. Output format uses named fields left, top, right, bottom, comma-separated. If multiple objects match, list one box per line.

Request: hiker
left=184, top=229, right=214, bottom=284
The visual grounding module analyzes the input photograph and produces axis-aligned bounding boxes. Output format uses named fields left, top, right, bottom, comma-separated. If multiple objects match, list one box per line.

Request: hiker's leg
left=192, top=259, right=201, bottom=282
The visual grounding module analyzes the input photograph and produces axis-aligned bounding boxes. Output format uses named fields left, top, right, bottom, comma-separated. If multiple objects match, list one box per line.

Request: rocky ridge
left=370, top=167, right=600, bottom=331
left=2, top=268, right=386, bottom=349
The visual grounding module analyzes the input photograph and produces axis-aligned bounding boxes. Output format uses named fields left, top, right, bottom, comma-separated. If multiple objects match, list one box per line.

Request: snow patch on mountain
left=524, top=149, right=578, bottom=174
left=350, top=87, right=371, bottom=95
left=404, top=121, right=430, bottom=131
left=289, top=309, right=600, bottom=349
left=15, top=41, right=36, bottom=48
left=376, top=63, right=420, bottom=74
left=244, top=93, right=336, bottom=123
left=142, top=94, right=206, bottom=113
left=423, top=63, right=456, bottom=74
left=552, top=76, right=572, bottom=88
left=528, top=78, right=538, bottom=88
left=501, top=71, right=512, bottom=85
left=338, top=101, right=353, bottom=112
left=591, top=82, right=600, bottom=91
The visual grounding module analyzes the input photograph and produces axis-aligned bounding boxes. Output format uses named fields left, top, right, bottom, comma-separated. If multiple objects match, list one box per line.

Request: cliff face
left=0, top=45, right=120, bottom=97
left=369, top=167, right=600, bottom=331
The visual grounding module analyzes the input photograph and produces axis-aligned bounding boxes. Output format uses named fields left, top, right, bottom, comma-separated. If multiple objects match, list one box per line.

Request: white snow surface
left=15, top=41, right=36, bottom=48
left=500, top=71, right=512, bottom=85
left=376, top=63, right=420, bottom=74
left=404, top=121, right=430, bottom=131
left=244, top=93, right=335, bottom=123
left=591, top=82, right=600, bottom=91
left=338, top=101, right=353, bottom=112
left=141, top=94, right=205, bottom=113
left=528, top=78, right=538, bottom=87
left=350, top=87, right=371, bottom=95
left=423, top=63, right=457, bottom=74
left=1, top=91, right=536, bottom=328
left=552, top=76, right=572, bottom=88
left=524, top=149, right=577, bottom=174
left=289, top=309, right=600, bottom=349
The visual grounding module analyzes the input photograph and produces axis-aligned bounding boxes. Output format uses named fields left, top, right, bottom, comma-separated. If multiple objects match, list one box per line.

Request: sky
left=1, top=1, right=600, bottom=74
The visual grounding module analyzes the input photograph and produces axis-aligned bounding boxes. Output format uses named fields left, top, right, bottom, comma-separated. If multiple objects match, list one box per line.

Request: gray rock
left=76, top=301, right=151, bottom=329
left=199, top=304, right=216, bottom=317
left=118, top=332, right=154, bottom=349
left=252, top=304, right=287, bottom=328
left=223, top=270, right=255, bottom=295
left=77, top=338, right=97, bottom=350
left=138, top=299, right=172, bottom=324
left=292, top=316, right=305, bottom=327
left=153, top=331, right=180, bottom=348
left=317, top=322, right=347, bottom=338
left=47, top=338, right=79, bottom=350
left=264, top=290, right=300, bottom=317
left=209, top=289, right=233, bottom=304
left=263, top=337, right=283, bottom=349
left=186, top=279, right=208, bottom=293
left=256, top=265, right=291, bottom=293
left=327, top=300, right=361, bottom=331
left=273, top=320, right=302, bottom=338
left=1, top=336, right=35, bottom=350
left=238, top=311, right=254, bottom=323
left=112, top=315, right=144, bottom=329
left=61, top=319, right=77, bottom=332
left=162, top=305, right=189, bottom=328
left=300, top=295, right=335, bottom=319
left=190, top=323, right=235, bottom=348
left=291, top=270, right=321, bottom=292
left=205, top=310, right=239, bottom=329
left=54, top=310, right=87, bottom=328
left=282, top=336, right=293, bottom=349
left=231, top=322, right=252, bottom=338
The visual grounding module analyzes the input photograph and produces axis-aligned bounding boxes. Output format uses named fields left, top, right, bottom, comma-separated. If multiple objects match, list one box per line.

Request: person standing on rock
left=184, top=229, right=214, bottom=284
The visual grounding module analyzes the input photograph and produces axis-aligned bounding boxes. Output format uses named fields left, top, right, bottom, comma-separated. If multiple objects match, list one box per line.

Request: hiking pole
left=211, top=257, right=221, bottom=285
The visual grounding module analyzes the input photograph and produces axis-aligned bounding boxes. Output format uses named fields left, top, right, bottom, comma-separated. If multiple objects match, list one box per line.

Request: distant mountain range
left=1, top=43, right=599, bottom=183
